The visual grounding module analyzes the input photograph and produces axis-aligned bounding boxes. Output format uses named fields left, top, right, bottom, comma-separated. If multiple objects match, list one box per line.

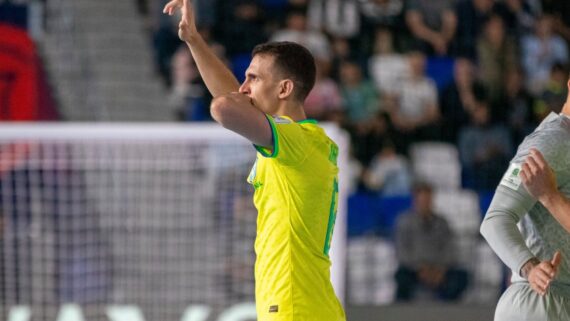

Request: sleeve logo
left=500, top=163, right=522, bottom=190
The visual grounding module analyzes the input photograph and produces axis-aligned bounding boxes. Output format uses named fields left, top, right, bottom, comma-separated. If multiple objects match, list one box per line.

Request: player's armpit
left=210, top=93, right=272, bottom=148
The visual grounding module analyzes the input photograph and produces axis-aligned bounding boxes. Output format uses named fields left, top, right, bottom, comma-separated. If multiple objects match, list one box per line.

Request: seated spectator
left=440, top=58, right=482, bottom=142
left=304, top=59, right=343, bottom=121
left=151, top=8, right=181, bottom=85
left=533, top=62, right=569, bottom=122
left=307, top=0, right=360, bottom=39
left=405, top=0, right=457, bottom=56
left=476, top=14, right=518, bottom=120
left=344, top=111, right=395, bottom=168
left=501, top=67, right=535, bottom=144
left=522, top=14, right=569, bottom=95
left=357, top=0, right=405, bottom=54
left=394, top=182, right=468, bottom=301
left=363, top=140, right=412, bottom=196
left=542, top=0, right=570, bottom=44
left=458, top=94, right=514, bottom=190
left=455, top=0, right=496, bottom=59
left=339, top=60, right=381, bottom=125
left=493, top=0, right=537, bottom=40
left=388, top=51, right=441, bottom=152
left=167, top=47, right=212, bottom=121
left=358, top=0, right=404, bottom=30
left=217, top=0, right=268, bottom=56
left=270, top=8, right=332, bottom=62
left=368, top=27, right=409, bottom=96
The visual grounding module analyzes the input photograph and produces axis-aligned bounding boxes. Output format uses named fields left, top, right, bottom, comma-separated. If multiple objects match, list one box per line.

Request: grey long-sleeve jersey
left=480, top=112, right=570, bottom=289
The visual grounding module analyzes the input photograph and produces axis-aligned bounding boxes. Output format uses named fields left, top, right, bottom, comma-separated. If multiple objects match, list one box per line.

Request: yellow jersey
left=247, top=115, right=346, bottom=321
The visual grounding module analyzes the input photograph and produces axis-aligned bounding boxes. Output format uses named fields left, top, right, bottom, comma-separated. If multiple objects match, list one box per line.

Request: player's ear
left=278, top=79, right=294, bottom=100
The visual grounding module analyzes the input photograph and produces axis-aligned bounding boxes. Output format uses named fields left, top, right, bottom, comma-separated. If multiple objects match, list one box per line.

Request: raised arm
left=521, top=148, right=570, bottom=232
left=164, top=0, right=271, bottom=148
left=164, top=0, right=240, bottom=97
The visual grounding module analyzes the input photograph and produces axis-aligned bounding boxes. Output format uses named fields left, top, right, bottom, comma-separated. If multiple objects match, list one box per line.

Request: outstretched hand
left=162, top=0, right=198, bottom=42
left=528, top=251, right=562, bottom=296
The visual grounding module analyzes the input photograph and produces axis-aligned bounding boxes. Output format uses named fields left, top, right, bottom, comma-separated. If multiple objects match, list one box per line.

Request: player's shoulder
left=513, top=113, right=570, bottom=167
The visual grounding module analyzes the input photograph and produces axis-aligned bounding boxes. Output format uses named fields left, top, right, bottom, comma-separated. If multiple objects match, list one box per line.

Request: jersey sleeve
left=480, top=130, right=563, bottom=276
left=253, top=115, right=311, bottom=166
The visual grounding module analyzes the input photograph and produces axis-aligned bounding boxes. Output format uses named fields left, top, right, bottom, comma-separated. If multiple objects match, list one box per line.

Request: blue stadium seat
left=231, top=53, right=252, bottom=83
left=347, top=193, right=380, bottom=237
left=377, top=195, right=412, bottom=235
left=478, top=190, right=495, bottom=219
left=347, top=193, right=412, bottom=237
left=426, top=57, right=455, bottom=94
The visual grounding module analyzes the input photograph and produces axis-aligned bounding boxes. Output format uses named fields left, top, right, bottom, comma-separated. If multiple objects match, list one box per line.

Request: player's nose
left=239, top=83, right=250, bottom=95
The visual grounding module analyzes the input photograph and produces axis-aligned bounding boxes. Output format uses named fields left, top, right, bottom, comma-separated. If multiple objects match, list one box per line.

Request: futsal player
left=163, top=1, right=346, bottom=320
left=480, top=76, right=570, bottom=320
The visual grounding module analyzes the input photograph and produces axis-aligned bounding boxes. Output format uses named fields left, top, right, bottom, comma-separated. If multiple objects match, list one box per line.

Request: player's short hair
left=252, top=41, right=316, bottom=102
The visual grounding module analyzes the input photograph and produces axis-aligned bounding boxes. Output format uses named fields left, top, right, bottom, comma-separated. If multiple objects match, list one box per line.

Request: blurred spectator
left=476, top=13, right=518, bottom=118
left=330, top=36, right=353, bottom=80
left=363, top=139, right=412, bottom=196
left=501, top=67, right=535, bottom=144
left=533, top=62, right=569, bottom=122
left=404, top=0, right=457, bottom=56
left=494, top=0, right=537, bottom=40
left=440, top=58, right=483, bottom=142
left=369, top=27, right=409, bottom=96
left=217, top=0, right=267, bottom=56
left=458, top=94, right=513, bottom=190
left=307, top=0, right=360, bottom=39
left=455, top=0, right=496, bottom=59
left=151, top=3, right=182, bottom=85
left=388, top=51, right=441, bottom=152
left=358, top=0, right=404, bottom=30
left=542, top=0, right=570, bottom=44
left=394, top=182, right=468, bottom=301
left=270, top=9, right=332, bottom=61
left=339, top=60, right=381, bottom=124
left=167, top=46, right=212, bottom=121
left=522, top=14, right=569, bottom=95
left=304, top=59, right=343, bottom=121
left=345, top=111, right=395, bottom=168
left=357, top=0, right=405, bottom=56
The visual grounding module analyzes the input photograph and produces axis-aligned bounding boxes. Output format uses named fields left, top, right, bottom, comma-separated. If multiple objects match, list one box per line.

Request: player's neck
left=274, top=101, right=307, bottom=122
left=562, top=103, right=570, bottom=117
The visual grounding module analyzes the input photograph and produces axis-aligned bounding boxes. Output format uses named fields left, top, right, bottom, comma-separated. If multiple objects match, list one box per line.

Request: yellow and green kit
left=247, top=115, right=346, bottom=321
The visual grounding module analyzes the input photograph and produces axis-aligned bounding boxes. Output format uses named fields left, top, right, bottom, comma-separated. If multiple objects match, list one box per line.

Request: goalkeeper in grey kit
left=480, top=77, right=570, bottom=320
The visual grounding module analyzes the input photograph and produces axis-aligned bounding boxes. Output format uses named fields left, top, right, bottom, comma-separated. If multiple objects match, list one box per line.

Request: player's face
left=239, top=54, right=281, bottom=115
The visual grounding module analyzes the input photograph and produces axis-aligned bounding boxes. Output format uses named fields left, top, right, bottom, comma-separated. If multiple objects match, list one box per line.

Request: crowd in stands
left=139, top=0, right=570, bottom=194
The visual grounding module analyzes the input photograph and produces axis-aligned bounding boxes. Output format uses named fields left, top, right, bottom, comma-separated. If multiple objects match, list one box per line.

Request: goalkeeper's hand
left=163, top=0, right=198, bottom=43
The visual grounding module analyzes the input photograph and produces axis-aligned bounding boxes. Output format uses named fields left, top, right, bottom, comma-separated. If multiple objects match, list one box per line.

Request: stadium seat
left=347, top=236, right=397, bottom=304
left=231, top=53, right=252, bottom=83
left=426, top=57, right=455, bottom=94
left=410, top=142, right=462, bottom=190
left=347, top=193, right=380, bottom=237
left=377, top=195, right=412, bottom=236
left=433, top=189, right=482, bottom=268
left=347, top=193, right=412, bottom=237
left=433, top=189, right=481, bottom=234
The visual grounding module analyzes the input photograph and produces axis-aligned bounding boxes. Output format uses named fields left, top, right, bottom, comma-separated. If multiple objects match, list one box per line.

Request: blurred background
left=1, top=0, right=570, bottom=320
